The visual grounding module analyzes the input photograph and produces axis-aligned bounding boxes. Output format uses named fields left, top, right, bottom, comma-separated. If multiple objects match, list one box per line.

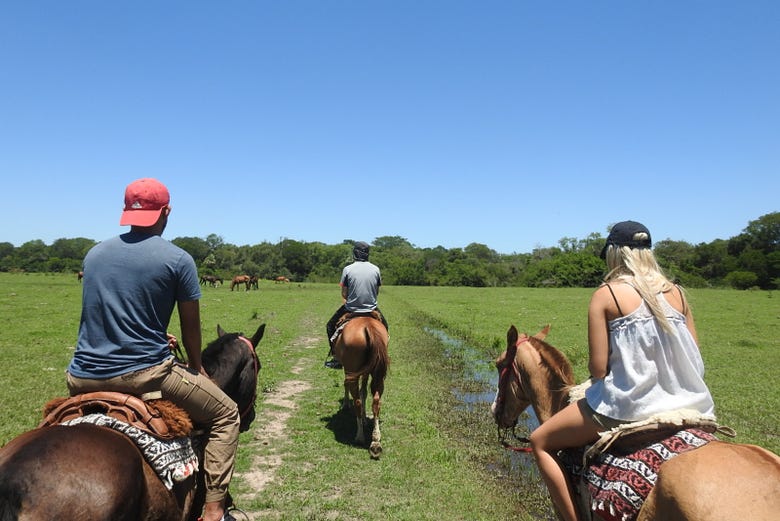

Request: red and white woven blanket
left=563, top=428, right=717, bottom=521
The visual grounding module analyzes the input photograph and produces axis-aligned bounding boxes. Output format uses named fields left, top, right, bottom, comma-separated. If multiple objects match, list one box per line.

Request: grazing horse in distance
left=491, top=324, right=780, bottom=521
left=0, top=323, right=266, bottom=521
left=331, top=312, right=389, bottom=459
left=200, top=275, right=223, bottom=287
left=249, top=276, right=259, bottom=290
left=274, top=276, right=290, bottom=283
left=230, top=275, right=251, bottom=291
left=77, top=271, right=84, bottom=282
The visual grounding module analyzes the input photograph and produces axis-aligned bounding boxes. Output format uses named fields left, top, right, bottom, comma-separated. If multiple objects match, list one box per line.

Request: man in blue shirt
left=67, top=178, right=238, bottom=521
left=325, top=241, right=388, bottom=368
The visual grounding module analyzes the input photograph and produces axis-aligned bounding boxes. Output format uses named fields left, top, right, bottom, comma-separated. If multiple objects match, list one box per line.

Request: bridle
left=494, top=335, right=532, bottom=453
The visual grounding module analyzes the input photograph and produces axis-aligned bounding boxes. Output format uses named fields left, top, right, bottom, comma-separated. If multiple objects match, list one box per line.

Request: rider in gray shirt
left=325, top=241, right=388, bottom=368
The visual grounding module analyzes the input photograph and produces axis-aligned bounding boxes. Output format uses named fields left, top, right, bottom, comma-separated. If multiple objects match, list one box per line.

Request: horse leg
left=343, top=375, right=365, bottom=445
left=369, top=388, right=383, bottom=459
left=353, top=375, right=368, bottom=446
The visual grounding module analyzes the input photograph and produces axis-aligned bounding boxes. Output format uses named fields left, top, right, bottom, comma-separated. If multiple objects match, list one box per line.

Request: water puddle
left=424, top=327, right=539, bottom=466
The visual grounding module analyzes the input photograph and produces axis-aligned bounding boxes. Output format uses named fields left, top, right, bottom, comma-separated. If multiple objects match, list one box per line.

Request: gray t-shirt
left=68, top=231, right=201, bottom=379
left=340, top=260, right=381, bottom=312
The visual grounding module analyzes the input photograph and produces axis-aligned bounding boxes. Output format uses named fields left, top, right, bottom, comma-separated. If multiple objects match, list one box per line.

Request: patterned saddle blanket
left=63, top=413, right=199, bottom=490
left=562, top=427, right=717, bottom=521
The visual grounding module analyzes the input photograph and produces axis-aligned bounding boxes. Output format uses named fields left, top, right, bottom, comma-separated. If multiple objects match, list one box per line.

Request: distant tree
left=16, top=240, right=48, bottom=272
left=724, top=271, right=759, bottom=290
left=692, top=239, right=736, bottom=282
left=373, top=236, right=414, bottom=250
left=172, top=237, right=210, bottom=264
left=279, top=239, right=313, bottom=280
left=741, top=212, right=780, bottom=253
left=205, top=233, right=224, bottom=252
left=49, top=237, right=96, bottom=263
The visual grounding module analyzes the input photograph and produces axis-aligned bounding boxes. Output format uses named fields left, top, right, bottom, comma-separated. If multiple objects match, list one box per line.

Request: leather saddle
left=39, top=391, right=192, bottom=440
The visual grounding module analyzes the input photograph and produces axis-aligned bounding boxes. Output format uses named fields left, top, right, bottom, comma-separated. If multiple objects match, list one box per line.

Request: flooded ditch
left=424, top=327, right=554, bottom=520
left=424, top=327, right=539, bottom=464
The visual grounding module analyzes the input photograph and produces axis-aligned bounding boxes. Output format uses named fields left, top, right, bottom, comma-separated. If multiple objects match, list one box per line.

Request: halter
left=494, top=335, right=532, bottom=453
left=236, top=334, right=260, bottom=423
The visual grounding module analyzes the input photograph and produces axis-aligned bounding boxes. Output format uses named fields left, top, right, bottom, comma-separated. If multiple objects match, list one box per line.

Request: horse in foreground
left=491, top=324, right=780, bottom=521
left=331, top=312, right=389, bottom=459
left=0, top=323, right=265, bottom=521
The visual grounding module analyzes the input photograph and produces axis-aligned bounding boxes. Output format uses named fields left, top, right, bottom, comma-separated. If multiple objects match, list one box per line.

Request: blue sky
left=2, top=2, right=777, bottom=254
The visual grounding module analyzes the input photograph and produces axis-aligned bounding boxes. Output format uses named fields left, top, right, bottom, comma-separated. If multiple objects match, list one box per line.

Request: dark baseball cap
left=600, top=221, right=652, bottom=259
left=353, top=241, right=370, bottom=260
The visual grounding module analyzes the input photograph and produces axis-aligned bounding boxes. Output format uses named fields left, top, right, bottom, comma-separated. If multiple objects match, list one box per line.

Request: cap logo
left=131, top=201, right=143, bottom=209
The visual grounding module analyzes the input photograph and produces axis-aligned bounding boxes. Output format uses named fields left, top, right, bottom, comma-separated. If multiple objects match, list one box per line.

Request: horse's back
left=639, top=440, right=780, bottom=521
left=339, top=316, right=387, bottom=346
left=335, top=316, right=389, bottom=379
left=0, top=424, right=163, bottom=521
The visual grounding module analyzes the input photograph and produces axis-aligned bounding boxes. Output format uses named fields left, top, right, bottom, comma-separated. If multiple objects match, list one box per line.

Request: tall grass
left=1, top=273, right=777, bottom=520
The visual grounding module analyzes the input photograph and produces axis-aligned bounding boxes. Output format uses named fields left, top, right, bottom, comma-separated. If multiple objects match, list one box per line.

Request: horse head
left=491, top=325, right=532, bottom=430
left=491, top=324, right=570, bottom=433
left=202, top=323, right=265, bottom=432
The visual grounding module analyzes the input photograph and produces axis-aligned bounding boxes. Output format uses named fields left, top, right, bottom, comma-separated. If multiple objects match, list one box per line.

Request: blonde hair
left=603, top=234, right=679, bottom=333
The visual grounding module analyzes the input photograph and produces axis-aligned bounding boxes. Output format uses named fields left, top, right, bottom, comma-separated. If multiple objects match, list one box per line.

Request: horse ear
left=250, top=323, right=266, bottom=348
left=507, top=325, right=518, bottom=346
left=217, top=324, right=227, bottom=337
left=533, top=324, right=551, bottom=341
left=507, top=325, right=519, bottom=359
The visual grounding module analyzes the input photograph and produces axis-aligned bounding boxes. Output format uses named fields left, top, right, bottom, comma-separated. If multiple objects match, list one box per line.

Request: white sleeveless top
left=585, top=294, right=715, bottom=422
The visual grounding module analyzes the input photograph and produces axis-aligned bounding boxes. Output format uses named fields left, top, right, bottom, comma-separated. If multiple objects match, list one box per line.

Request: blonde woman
left=529, top=221, right=715, bottom=521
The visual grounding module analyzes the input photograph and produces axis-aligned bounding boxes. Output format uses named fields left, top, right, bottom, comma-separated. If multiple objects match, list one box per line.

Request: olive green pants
left=67, top=357, right=240, bottom=503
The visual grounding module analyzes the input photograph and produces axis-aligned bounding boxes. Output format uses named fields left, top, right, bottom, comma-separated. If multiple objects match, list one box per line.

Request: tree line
left=2, top=212, right=777, bottom=290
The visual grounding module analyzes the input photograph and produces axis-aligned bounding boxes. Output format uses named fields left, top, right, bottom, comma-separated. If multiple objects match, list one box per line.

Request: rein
left=236, top=334, right=259, bottom=422
left=495, top=335, right=533, bottom=453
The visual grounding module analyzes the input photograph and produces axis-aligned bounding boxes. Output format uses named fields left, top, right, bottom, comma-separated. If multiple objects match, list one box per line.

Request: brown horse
left=77, top=271, right=84, bottom=282
left=230, top=275, right=250, bottom=291
left=200, top=275, right=222, bottom=287
left=491, top=324, right=780, bottom=521
left=0, top=323, right=265, bottom=521
left=274, top=276, right=290, bottom=284
left=331, top=313, right=389, bottom=459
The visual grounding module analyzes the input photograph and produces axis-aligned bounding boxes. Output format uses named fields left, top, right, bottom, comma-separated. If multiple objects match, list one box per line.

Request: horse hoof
left=369, top=442, right=382, bottom=459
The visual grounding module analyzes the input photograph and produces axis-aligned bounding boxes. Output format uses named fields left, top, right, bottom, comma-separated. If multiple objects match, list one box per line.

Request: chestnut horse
left=0, top=323, right=265, bottom=521
left=230, top=275, right=250, bottom=291
left=331, top=313, right=389, bottom=459
left=491, top=324, right=780, bottom=521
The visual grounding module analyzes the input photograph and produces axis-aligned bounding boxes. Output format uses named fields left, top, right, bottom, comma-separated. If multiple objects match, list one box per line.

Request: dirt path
left=230, top=334, right=321, bottom=520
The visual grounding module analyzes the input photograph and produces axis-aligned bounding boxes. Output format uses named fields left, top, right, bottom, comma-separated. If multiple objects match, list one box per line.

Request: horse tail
left=365, top=325, right=389, bottom=396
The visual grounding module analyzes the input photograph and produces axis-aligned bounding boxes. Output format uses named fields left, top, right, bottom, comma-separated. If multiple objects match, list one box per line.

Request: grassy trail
left=1, top=274, right=777, bottom=520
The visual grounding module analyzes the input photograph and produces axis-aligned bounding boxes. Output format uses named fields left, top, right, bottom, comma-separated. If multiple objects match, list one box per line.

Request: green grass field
left=1, top=273, right=777, bottom=520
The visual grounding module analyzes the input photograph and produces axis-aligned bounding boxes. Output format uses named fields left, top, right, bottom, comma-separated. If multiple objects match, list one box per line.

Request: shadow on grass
left=320, top=400, right=362, bottom=446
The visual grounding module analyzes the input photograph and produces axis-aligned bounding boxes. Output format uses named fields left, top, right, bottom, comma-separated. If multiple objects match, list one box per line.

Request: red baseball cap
left=119, top=178, right=170, bottom=226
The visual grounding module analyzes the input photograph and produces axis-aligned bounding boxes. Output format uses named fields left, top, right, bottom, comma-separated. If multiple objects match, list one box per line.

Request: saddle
left=39, top=391, right=192, bottom=440
left=331, top=310, right=385, bottom=344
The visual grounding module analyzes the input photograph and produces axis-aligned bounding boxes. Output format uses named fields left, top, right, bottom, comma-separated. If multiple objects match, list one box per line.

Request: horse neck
left=516, top=341, right=573, bottom=424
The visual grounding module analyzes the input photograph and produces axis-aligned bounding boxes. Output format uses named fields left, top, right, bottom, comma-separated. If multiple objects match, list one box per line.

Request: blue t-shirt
left=68, top=231, right=202, bottom=379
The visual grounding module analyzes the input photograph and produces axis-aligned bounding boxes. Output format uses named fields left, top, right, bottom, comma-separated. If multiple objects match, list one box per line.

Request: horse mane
left=526, top=335, right=575, bottom=387
left=201, top=332, right=242, bottom=374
